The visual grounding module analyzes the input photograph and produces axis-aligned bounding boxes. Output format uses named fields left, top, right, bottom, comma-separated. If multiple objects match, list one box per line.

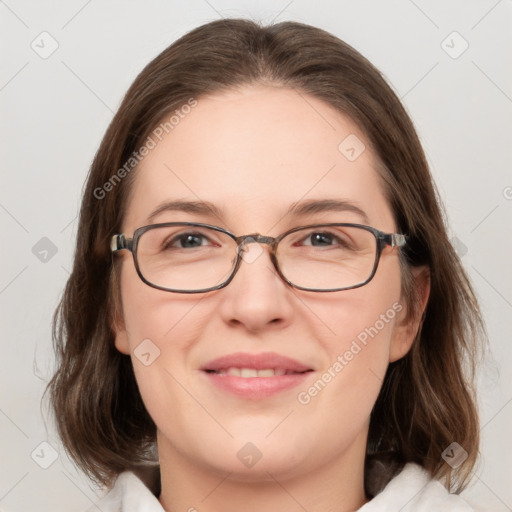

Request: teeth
left=240, top=368, right=258, bottom=378
left=257, top=369, right=275, bottom=377
left=218, top=367, right=293, bottom=378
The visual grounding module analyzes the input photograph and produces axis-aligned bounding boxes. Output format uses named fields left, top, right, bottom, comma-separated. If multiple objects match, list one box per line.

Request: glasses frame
left=111, top=222, right=407, bottom=293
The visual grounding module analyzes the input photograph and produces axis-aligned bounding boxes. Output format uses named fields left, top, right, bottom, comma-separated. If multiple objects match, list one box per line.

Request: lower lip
left=203, top=372, right=311, bottom=399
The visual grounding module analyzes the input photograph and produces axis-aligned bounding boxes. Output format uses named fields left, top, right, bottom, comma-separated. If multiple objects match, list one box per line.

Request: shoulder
left=87, top=471, right=164, bottom=512
left=359, top=462, right=478, bottom=511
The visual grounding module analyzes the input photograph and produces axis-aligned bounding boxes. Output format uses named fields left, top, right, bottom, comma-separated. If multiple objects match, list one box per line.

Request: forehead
left=123, top=85, right=394, bottom=233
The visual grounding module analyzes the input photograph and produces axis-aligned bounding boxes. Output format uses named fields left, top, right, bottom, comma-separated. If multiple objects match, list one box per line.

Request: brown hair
left=48, top=18, right=485, bottom=493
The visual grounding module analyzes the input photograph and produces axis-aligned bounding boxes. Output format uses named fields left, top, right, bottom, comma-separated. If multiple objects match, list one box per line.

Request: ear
left=111, top=296, right=131, bottom=355
left=110, top=266, right=131, bottom=355
left=114, top=324, right=131, bottom=355
left=389, top=266, right=430, bottom=363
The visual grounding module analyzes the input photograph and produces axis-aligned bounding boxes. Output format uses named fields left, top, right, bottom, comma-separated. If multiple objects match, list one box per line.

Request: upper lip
left=201, top=352, right=313, bottom=373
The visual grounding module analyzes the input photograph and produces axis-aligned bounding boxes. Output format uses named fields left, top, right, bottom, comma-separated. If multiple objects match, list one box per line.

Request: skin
left=114, top=85, right=429, bottom=512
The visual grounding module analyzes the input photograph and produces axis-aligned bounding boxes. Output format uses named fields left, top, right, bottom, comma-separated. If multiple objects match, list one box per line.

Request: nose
left=217, top=242, right=295, bottom=333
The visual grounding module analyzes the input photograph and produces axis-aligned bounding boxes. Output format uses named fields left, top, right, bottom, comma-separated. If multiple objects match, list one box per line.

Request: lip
left=201, top=352, right=313, bottom=400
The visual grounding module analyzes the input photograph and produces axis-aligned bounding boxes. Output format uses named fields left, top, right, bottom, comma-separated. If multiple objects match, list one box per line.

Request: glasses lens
left=136, top=225, right=237, bottom=291
left=277, top=225, right=378, bottom=290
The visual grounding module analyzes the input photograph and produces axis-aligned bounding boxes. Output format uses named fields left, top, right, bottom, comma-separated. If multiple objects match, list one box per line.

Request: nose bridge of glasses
left=235, top=234, right=279, bottom=266
left=239, top=234, right=275, bottom=245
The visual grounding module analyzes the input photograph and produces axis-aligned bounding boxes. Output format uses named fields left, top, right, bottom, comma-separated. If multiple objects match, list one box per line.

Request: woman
left=49, top=18, right=485, bottom=511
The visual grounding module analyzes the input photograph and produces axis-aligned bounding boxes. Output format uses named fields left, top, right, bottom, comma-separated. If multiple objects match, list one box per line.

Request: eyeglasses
left=110, top=222, right=407, bottom=293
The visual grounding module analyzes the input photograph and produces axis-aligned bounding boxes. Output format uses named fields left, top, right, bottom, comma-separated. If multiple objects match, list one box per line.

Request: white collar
left=359, top=462, right=475, bottom=511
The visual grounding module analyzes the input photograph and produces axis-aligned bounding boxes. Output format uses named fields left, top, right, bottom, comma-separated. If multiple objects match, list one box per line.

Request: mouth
left=201, top=352, right=313, bottom=399
left=204, top=367, right=309, bottom=377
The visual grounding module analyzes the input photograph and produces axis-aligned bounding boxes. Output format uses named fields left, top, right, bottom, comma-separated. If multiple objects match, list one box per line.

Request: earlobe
left=389, top=266, right=430, bottom=363
left=114, top=328, right=131, bottom=355
left=110, top=267, right=131, bottom=355
left=112, top=308, right=131, bottom=355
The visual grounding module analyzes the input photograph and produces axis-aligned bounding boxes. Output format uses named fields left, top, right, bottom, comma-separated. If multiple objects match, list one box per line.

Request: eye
left=163, top=232, right=212, bottom=250
left=303, top=232, right=336, bottom=247
left=299, top=230, right=350, bottom=248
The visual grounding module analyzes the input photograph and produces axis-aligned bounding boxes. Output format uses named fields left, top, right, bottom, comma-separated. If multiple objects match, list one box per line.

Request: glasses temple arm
left=111, top=234, right=129, bottom=252
left=388, top=233, right=407, bottom=248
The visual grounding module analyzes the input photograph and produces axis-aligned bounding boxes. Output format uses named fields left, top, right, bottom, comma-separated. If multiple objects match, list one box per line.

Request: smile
left=201, top=352, right=314, bottom=399
left=206, top=367, right=309, bottom=377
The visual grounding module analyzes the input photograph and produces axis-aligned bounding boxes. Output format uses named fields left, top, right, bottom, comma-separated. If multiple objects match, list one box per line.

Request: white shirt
left=90, top=463, right=477, bottom=511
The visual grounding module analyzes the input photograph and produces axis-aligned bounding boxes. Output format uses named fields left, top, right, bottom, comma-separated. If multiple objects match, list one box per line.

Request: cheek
left=119, top=258, right=204, bottom=346
left=305, top=303, right=399, bottom=404
left=314, top=256, right=403, bottom=353
left=296, top=299, right=402, bottom=456
left=299, top=256, right=403, bottom=406
left=292, top=309, right=399, bottom=468
left=117, top=259, right=213, bottom=414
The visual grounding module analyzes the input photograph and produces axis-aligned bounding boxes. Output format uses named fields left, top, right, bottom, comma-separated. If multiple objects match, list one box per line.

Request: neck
left=157, top=432, right=369, bottom=512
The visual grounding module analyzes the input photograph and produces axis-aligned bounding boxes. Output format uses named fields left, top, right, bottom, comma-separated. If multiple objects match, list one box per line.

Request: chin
left=181, top=429, right=314, bottom=482
left=206, top=449, right=310, bottom=483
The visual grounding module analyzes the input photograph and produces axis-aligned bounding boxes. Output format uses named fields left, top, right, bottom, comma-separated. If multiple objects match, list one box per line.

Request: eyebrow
left=286, top=198, right=369, bottom=224
left=147, top=198, right=369, bottom=225
left=147, top=200, right=225, bottom=223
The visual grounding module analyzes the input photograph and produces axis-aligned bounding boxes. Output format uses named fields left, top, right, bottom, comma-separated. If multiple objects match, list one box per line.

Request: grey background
left=1, top=1, right=511, bottom=511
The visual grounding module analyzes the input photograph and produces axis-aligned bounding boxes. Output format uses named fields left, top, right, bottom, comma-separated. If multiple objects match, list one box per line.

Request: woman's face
left=115, top=85, right=418, bottom=480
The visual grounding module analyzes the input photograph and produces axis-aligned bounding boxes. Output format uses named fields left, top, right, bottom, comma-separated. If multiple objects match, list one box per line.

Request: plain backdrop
left=1, top=1, right=511, bottom=511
